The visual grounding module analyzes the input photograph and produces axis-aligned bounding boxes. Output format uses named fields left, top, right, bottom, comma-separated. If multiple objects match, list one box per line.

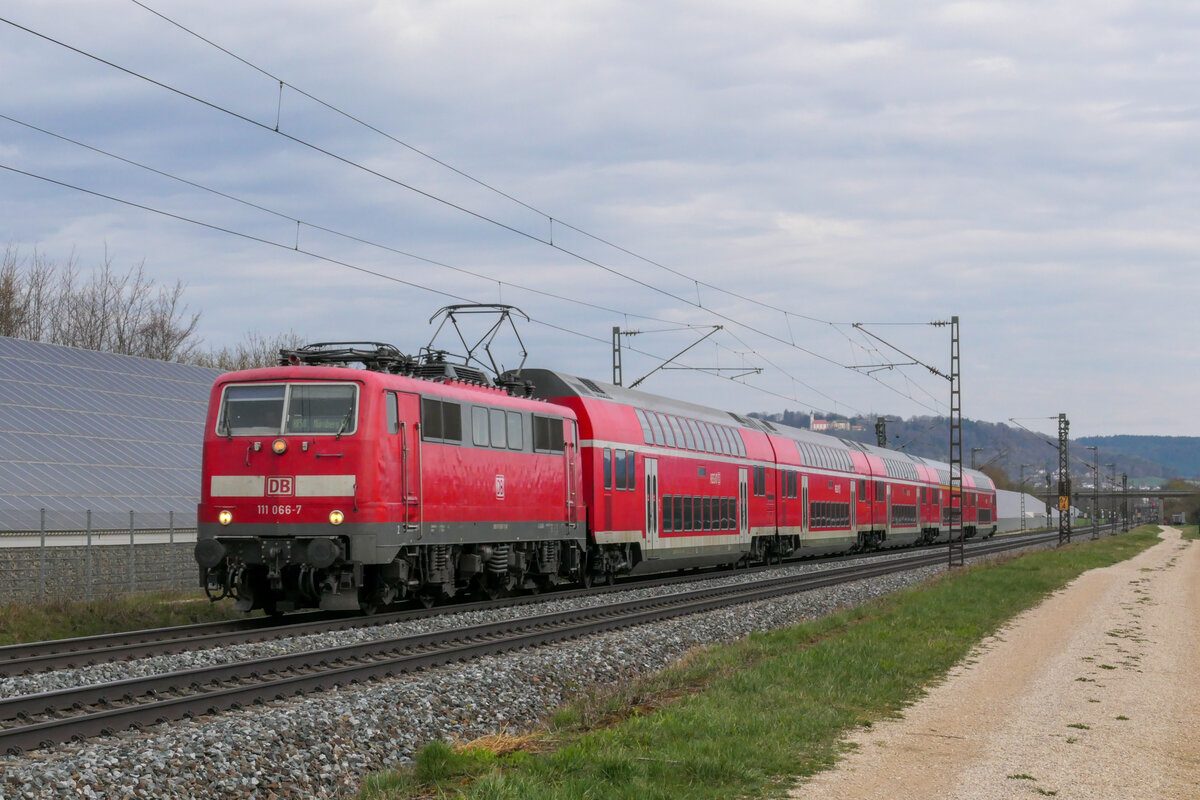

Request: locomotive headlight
left=272, top=438, right=287, bottom=455
left=329, top=510, right=345, bottom=525
left=218, top=509, right=233, bottom=526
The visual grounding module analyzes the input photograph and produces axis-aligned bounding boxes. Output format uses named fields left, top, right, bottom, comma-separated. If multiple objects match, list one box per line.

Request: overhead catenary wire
left=0, top=160, right=844, bottom=413
left=1, top=10, right=951, bottom=418
left=125, top=0, right=862, bottom=331
left=114, top=3, right=954, bottom=410
left=0, top=14, right=856, bottom=371
left=0, top=110, right=784, bottom=397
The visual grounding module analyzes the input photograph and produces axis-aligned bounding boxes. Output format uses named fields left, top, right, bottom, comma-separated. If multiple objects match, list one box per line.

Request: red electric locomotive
left=195, top=343, right=586, bottom=613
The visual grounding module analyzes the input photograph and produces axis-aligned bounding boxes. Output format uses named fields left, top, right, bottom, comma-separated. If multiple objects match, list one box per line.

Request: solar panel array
left=0, top=336, right=220, bottom=530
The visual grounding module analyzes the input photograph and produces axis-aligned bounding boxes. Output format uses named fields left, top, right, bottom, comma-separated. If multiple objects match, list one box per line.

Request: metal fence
left=0, top=510, right=199, bottom=604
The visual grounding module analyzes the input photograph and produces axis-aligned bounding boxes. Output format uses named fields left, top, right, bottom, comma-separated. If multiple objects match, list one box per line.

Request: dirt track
left=788, top=527, right=1200, bottom=800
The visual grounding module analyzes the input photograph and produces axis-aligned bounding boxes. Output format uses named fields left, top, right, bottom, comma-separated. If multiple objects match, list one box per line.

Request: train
left=194, top=340, right=996, bottom=614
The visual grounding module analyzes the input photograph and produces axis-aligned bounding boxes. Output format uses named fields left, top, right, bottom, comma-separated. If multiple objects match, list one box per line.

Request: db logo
left=267, top=476, right=295, bottom=496
left=494, top=474, right=506, bottom=499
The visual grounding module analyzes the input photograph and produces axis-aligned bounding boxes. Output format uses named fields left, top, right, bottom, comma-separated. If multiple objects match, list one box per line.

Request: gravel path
left=788, top=527, right=1200, bottom=800
left=0, top=552, right=951, bottom=800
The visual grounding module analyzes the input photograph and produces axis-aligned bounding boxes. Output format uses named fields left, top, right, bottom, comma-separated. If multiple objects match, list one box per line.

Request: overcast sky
left=3, top=1, right=1198, bottom=439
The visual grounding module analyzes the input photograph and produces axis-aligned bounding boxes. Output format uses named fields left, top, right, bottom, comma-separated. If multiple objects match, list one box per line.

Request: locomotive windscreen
left=218, top=383, right=358, bottom=436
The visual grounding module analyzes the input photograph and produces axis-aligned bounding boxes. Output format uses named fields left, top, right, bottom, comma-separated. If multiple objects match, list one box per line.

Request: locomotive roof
left=510, top=367, right=993, bottom=489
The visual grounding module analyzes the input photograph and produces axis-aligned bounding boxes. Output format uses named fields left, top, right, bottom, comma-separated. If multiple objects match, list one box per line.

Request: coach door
left=644, top=457, right=659, bottom=548
left=801, top=474, right=809, bottom=537
left=392, top=392, right=422, bottom=535
left=850, top=479, right=857, bottom=531
left=565, top=419, right=579, bottom=529
left=739, top=467, right=749, bottom=538
left=885, top=483, right=893, bottom=537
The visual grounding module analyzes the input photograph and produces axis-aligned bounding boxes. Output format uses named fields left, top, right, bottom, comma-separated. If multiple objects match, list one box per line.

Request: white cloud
left=1, top=0, right=1198, bottom=436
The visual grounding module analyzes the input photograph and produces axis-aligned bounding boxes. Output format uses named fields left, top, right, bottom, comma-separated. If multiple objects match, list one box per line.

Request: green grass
left=1180, top=524, right=1199, bottom=541
left=0, top=591, right=243, bottom=647
left=362, top=526, right=1162, bottom=800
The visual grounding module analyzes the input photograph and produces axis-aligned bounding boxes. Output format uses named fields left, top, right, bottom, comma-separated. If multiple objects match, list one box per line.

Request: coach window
left=673, top=496, right=684, bottom=532
left=507, top=411, right=523, bottom=450
left=668, top=416, right=687, bottom=450
left=708, top=423, right=723, bottom=454
left=627, top=450, right=637, bottom=489
left=386, top=392, right=400, bottom=434
left=733, top=430, right=746, bottom=457
left=697, top=423, right=713, bottom=453
left=680, top=419, right=697, bottom=450
left=693, top=496, right=704, bottom=530
left=603, top=448, right=613, bottom=490
left=753, top=466, right=766, bottom=497
left=646, top=413, right=666, bottom=447
left=614, top=449, right=627, bottom=490
left=634, top=408, right=653, bottom=444
left=656, top=413, right=677, bottom=448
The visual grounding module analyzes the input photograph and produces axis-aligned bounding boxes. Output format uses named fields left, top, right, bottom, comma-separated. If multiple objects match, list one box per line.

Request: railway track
left=0, top=527, right=1090, bottom=676
left=0, top=527, right=1093, bottom=754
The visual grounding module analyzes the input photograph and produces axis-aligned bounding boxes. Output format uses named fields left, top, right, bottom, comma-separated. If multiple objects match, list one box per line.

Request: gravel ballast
left=0, top=548, right=1017, bottom=800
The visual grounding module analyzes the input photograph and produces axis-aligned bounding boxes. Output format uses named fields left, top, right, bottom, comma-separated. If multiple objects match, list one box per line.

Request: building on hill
left=0, top=335, right=220, bottom=531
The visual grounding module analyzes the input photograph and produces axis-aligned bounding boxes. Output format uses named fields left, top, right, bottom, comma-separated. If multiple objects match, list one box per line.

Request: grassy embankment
left=0, top=592, right=242, bottom=647
left=362, top=526, right=1166, bottom=800
left=1181, top=524, right=1199, bottom=541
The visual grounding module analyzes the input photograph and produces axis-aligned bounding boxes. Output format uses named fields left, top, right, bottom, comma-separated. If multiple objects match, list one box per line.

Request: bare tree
left=194, top=330, right=307, bottom=371
left=0, top=247, right=26, bottom=338
left=2, top=245, right=203, bottom=362
left=136, top=279, right=202, bottom=362
left=1, top=246, right=61, bottom=341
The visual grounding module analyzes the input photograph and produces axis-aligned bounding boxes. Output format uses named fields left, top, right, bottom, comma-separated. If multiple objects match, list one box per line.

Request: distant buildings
left=808, top=415, right=863, bottom=433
